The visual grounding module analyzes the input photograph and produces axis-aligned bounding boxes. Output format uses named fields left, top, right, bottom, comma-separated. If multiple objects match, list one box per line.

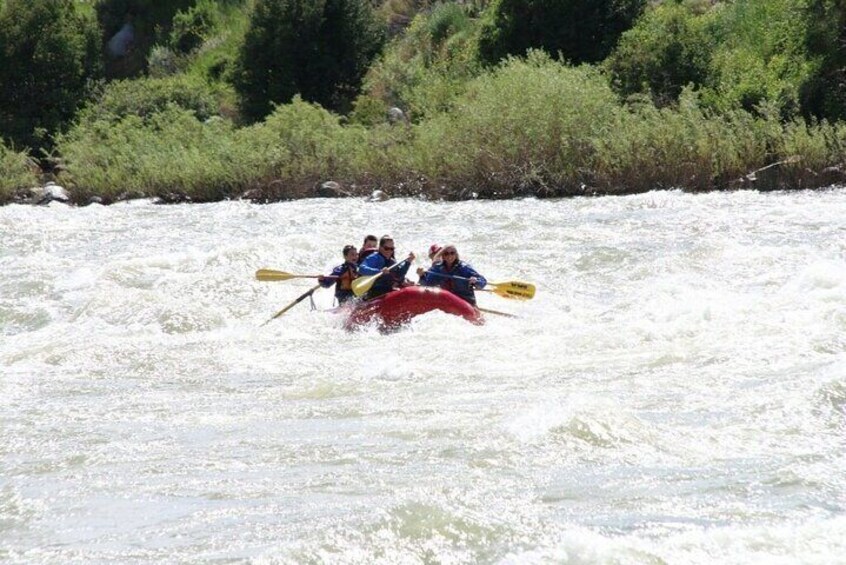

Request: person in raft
left=417, top=243, right=443, bottom=282
left=358, top=234, right=379, bottom=263
left=357, top=235, right=415, bottom=300
left=318, top=244, right=359, bottom=305
left=420, top=244, right=487, bottom=305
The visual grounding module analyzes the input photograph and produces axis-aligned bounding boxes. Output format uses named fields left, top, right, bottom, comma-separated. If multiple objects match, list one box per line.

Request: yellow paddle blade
left=484, top=281, right=536, bottom=300
left=351, top=272, right=380, bottom=297
left=256, top=269, right=320, bottom=282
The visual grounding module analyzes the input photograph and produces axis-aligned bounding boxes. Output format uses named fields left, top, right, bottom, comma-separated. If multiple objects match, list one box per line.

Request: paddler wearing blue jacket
left=357, top=235, right=415, bottom=300
left=318, top=244, right=359, bottom=305
left=421, top=244, right=487, bottom=305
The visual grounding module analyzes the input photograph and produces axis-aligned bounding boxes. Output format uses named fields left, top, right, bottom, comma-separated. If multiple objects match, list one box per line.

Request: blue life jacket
left=421, top=261, right=486, bottom=305
left=358, top=252, right=411, bottom=299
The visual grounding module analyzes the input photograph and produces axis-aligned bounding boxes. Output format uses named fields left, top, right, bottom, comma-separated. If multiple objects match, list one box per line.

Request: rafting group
left=318, top=234, right=486, bottom=306
left=256, top=234, right=535, bottom=330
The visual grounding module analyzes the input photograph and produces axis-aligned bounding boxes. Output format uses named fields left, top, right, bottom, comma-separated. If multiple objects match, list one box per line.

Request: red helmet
left=428, top=244, right=443, bottom=258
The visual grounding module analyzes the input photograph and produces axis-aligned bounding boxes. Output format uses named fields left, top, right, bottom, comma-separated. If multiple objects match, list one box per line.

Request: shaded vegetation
left=233, top=0, right=385, bottom=121
left=801, top=0, right=846, bottom=122
left=0, top=0, right=102, bottom=152
left=96, top=0, right=195, bottom=78
left=477, top=0, right=646, bottom=66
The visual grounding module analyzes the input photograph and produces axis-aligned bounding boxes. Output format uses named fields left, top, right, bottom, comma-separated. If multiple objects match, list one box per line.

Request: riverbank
left=4, top=58, right=846, bottom=207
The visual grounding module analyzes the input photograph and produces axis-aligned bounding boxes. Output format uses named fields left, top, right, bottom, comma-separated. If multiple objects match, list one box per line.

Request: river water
left=1, top=189, right=845, bottom=563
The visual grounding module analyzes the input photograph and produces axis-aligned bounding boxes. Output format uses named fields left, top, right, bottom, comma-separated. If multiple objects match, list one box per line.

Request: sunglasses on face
left=382, top=246, right=395, bottom=251
left=442, top=251, right=456, bottom=256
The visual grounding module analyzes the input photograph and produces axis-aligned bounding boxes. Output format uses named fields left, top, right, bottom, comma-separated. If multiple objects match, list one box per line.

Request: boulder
left=43, top=182, right=69, bottom=203
left=387, top=107, right=407, bottom=124
left=368, top=189, right=388, bottom=202
left=16, top=183, right=70, bottom=205
left=316, top=181, right=350, bottom=198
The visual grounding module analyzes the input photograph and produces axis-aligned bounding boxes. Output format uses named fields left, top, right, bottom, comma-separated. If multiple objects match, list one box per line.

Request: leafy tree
left=0, top=0, right=102, bottom=151
left=801, top=0, right=846, bottom=121
left=233, top=0, right=386, bottom=121
left=477, top=0, right=646, bottom=67
left=704, top=0, right=814, bottom=116
left=606, top=1, right=718, bottom=106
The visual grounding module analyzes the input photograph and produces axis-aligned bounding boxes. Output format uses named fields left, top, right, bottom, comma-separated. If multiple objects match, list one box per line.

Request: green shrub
left=242, top=97, right=368, bottom=194
left=147, top=46, right=187, bottom=78
left=355, top=5, right=480, bottom=122
left=77, top=75, right=220, bottom=125
left=0, top=0, right=102, bottom=152
left=704, top=0, right=814, bottom=116
left=592, top=89, right=770, bottom=192
left=57, top=105, right=248, bottom=203
left=0, top=143, right=39, bottom=204
left=477, top=0, right=646, bottom=67
left=233, top=0, right=386, bottom=121
left=406, top=51, right=624, bottom=195
left=170, top=0, right=220, bottom=54
left=606, top=1, right=718, bottom=106
left=427, top=2, right=470, bottom=45
left=56, top=97, right=369, bottom=203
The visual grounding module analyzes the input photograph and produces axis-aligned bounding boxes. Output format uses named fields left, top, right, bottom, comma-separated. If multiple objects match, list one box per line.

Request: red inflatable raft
left=342, top=286, right=483, bottom=330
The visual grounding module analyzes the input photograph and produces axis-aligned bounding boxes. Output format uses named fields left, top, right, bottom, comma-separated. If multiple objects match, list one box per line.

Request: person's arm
left=459, top=263, right=486, bottom=288
left=420, top=265, right=442, bottom=286
left=393, top=253, right=415, bottom=279
left=318, top=265, right=342, bottom=288
left=357, top=254, right=384, bottom=276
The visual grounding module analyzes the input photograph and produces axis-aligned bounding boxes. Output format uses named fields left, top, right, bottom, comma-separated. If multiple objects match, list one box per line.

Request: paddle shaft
left=261, top=284, right=320, bottom=326
left=256, top=269, right=337, bottom=282
left=422, top=271, right=534, bottom=299
left=477, top=306, right=517, bottom=318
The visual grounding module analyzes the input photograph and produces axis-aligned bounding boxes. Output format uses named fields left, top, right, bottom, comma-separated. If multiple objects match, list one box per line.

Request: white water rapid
left=2, top=189, right=845, bottom=563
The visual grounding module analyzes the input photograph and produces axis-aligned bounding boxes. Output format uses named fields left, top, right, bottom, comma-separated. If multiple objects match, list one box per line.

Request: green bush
left=147, top=46, right=187, bottom=78
left=233, top=0, right=386, bottom=121
left=477, top=0, right=646, bottom=67
left=0, top=0, right=102, bottom=152
left=427, top=2, right=470, bottom=45
left=242, top=97, right=368, bottom=193
left=57, top=105, right=248, bottom=203
left=170, top=0, right=220, bottom=54
left=591, top=89, right=771, bottom=192
left=56, top=97, right=369, bottom=203
left=405, top=51, right=624, bottom=195
left=0, top=143, right=39, bottom=204
left=354, top=4, right=480, bottom=122
left=77, top=75, right=220, bottom=125
left=703, top=0, right=814, bottom=116
left=606, top=1, right=718, bottom=106
left=382, top=53, right=846, bottom=196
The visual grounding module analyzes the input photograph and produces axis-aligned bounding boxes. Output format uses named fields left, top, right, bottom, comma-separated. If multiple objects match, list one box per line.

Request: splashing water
left=2, top=189, right=845, bottom=563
